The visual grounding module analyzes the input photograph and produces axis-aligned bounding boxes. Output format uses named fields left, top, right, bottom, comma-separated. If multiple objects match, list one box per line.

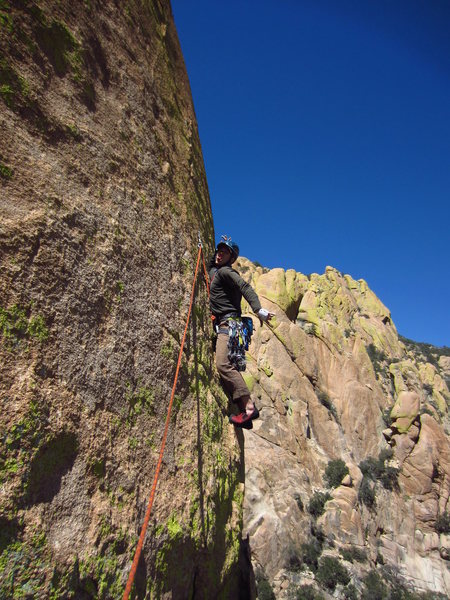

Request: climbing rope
left=123, top=241, right=206, bottom=600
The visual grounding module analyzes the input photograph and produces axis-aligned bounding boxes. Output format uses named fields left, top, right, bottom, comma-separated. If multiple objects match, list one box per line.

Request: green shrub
left=359, top=456, right=383, bottom=480
left=125, top=384, right=155, bottom=426
left=359, top=449, right=399, bottom=493
left=324, top=459, right=349, bottom=488
left=361, top=570, right=388, bottom=599
left=310, top=523, right=326, bottom=544
left=308, top=492, right=331, bottom=518
left=341, top=545, right=367, bottom=563
left=358, top=477, right=376, bottom=508
left=435, top=511, right=450, bottom=534
left=294, top=585, right=324, bottom=600
left=380, top=466, right=400, bottom=491
left=366, top=343, right=387, bottom=375
left=256, top=577, right=275, bottom=600
left=301, top=538, right=322, bottom=572
left=316, top=556, right=350, bottom=591
left=421, top=407, right=435, bottom=418
left=27, top=315, right=49, bottom=342
left=398, top=335, right=447, bottom=368
left=0, top=162, right=13, bottom=179
left=286, top=550, right=302, bottom=572
left=378, top=447, right=393, bottom=462
left=0, top=304, right=28, bottom=341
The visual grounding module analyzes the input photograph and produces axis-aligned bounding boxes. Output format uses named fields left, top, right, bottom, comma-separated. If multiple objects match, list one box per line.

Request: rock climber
left=208, top=235, right=274, bottom=429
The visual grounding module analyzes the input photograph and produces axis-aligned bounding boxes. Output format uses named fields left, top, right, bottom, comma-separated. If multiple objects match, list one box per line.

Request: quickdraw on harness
left=227, top=316, right=253, bottom=371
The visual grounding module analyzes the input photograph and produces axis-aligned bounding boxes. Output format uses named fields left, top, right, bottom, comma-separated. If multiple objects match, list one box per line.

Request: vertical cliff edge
left=0, top=1, right=244, bottom=598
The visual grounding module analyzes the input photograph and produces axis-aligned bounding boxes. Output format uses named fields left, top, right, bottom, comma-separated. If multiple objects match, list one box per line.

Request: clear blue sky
left=171, top=0, right=449, bottom=347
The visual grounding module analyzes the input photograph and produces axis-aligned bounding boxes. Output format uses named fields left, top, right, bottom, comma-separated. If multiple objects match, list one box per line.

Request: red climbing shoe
left=229, top=407, right=260, bottom=427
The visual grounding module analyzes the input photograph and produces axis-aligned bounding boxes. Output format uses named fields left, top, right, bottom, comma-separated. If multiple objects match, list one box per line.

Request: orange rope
left=123, top=244, right=204, bottom=600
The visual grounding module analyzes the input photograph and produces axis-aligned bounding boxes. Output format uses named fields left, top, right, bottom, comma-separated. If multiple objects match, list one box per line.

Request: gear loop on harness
left=226, top=316, right=253, bottom=371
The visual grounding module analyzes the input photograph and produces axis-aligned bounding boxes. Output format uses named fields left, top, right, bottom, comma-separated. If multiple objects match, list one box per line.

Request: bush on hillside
left=294, top=584, right=324, bottom=600
left=324, top=459, right=349, bottom=488
left=359, top=456, right=383, bottom=480
left=341, top=545, right=368, bottom=563
left=316, top=556, right=350, bottom=591
left=256, top=578, right=275, bottom=600
left=358, top=476, right=376, bottom=508
left=361, top=570, right=388, bottom=600
left=380, top=466, right=400, bottom=491
left=435, top=511, right=450, bottom=534
left=300, top=538, right=322, bottom=572
left=255, top=570, right=275, bottom=600
left=308, top=492, right=332, bottom=518
left=359, top=448, right=399, bottom=494
left=366, top=343, right=388, bottom=375
left=310, top=523, right=326, bottom=544
left=286, top=548, right=302, bottom=572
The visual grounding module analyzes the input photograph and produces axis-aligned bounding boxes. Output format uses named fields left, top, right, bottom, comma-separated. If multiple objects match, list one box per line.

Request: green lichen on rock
left=0, top=158, right=13, bottom=179
left=0, top=528, right=52, bottom=599
left=0, top=304, right=48, bottom=347
left=0, top=398, right=48, bottom=496
left=242, top=371, right=255, bottom=392
left=46, top=518, right=134, bottom=599
left=77, top=549, right=125, bottom=599
left=0, top=58, right=30, bottom=109
left=254, top=267, right=306, bottom=321
left=124, top=382, right=155, bottom=426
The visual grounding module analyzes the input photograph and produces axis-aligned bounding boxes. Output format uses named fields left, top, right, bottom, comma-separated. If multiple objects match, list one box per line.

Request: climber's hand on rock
left=258, top=308, right=274, bottom=325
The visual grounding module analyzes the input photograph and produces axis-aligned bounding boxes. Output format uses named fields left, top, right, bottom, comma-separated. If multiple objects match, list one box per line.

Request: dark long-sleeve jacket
left=208, top=255, right=262, bottom=322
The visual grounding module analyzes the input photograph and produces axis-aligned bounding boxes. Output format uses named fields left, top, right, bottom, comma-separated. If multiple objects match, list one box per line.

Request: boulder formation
left=0, top=2, right=243, bottom=598
left=237, top=258, right=449, bottom=598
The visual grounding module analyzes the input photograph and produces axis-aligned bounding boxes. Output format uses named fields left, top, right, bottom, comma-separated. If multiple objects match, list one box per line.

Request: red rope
left=123, top=245, right=204, bottom=600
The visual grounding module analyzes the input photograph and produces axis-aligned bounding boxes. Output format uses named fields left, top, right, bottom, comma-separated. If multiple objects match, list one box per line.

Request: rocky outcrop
left=0, top=2, right=242, bottom=598
left=237, top=259, right=450, bottom=598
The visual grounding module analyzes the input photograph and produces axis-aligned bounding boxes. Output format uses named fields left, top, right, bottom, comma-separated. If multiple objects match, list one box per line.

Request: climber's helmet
left=217, top=236, right=239, bottom=264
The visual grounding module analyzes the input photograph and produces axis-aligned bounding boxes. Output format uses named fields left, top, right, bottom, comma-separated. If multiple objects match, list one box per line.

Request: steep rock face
left=237, top=259, right=450, bottom=598
left=0, top=2, right=243, bottom=598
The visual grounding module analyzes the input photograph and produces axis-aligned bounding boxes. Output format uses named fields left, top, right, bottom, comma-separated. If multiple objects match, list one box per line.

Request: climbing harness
left=227, top=316, right=253, bottom=371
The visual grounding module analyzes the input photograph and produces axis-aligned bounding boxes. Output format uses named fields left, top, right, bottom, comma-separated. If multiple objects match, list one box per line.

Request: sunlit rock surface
left=237, top=258, right=449, bottom=598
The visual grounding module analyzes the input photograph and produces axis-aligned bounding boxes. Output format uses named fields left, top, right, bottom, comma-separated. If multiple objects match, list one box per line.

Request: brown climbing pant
left=216, top=331, right=249, bottom=401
